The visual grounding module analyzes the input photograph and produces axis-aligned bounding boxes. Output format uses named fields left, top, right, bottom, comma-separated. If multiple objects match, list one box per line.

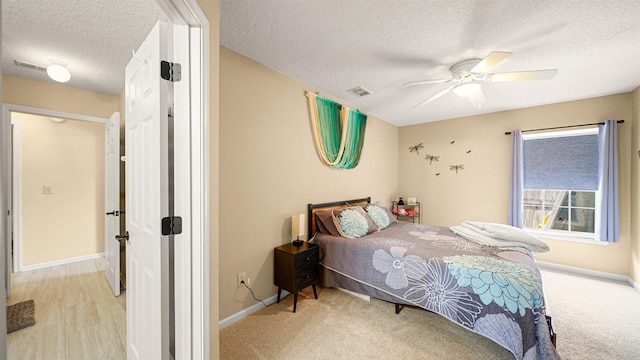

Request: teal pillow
left=332, top=206, right=377, bottom=238
left=365, top=202, right=397, bottom=229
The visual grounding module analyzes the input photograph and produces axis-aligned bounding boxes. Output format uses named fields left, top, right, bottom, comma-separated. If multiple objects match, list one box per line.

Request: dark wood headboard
left=307, top=197, right=371, bottom=237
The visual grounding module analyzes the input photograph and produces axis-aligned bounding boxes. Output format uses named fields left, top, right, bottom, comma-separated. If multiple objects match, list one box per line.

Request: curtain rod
left=305, top=91, right=364, bottom=114
left=504, top=120, right=624, bottom=135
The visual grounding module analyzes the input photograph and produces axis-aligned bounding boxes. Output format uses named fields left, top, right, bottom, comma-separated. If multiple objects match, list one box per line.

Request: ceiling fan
left=405, top=51, right=558, bottom=109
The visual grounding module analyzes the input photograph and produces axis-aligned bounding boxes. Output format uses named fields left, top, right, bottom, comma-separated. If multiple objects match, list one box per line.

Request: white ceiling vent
left=347, top=86, right=372, bottom=97
left=13, top=59, right=46, bottom=72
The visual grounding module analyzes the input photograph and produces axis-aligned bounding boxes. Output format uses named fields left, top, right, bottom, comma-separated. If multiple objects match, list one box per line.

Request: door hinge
left=161, top=60, right=181, bottom=82
left=162, top=216, right=182, bottom=235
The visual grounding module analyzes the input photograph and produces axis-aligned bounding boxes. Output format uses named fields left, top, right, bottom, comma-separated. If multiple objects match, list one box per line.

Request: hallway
left=7, top=258, right=126, bottom=359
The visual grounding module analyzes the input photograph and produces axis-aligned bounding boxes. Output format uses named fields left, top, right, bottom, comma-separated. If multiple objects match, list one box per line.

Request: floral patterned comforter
left=311, top=221, right=560, bottom=360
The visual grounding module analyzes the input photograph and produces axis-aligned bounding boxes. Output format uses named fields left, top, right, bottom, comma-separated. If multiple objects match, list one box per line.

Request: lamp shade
left=291, top=213, right=305, bottom=238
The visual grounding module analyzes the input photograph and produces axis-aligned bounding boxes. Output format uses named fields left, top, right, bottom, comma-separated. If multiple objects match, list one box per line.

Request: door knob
left=106, top=210, right=120, bottom=216
left=115, top=231, right=129, bottom=242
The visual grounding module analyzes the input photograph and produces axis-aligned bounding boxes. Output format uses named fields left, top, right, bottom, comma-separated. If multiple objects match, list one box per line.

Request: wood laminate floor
left=7, top=258, right=126, bottom=360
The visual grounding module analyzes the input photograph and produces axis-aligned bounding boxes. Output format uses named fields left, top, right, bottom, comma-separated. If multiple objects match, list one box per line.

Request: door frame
left=156, top=0, right=211, bottom=358
left=3, top=105, right=107, bottom=273
left=10, top=120, right=20, bottom=273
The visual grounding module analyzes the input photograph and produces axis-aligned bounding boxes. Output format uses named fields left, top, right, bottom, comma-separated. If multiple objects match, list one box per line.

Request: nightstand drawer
left=295, top=266, right=318, bottom=288
left=294, top=247, right=319, bottom=269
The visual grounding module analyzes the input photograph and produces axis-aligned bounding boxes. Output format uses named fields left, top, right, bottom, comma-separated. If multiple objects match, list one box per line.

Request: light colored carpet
left=220, top=269, right=640, bottom=359
left=539, top=268, right=640, bottom=360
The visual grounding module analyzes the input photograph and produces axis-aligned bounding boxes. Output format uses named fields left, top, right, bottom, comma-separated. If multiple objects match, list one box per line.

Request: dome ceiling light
left=453, top=82, right=481, bottom=97
left=47, top=59, right=71, bottom=83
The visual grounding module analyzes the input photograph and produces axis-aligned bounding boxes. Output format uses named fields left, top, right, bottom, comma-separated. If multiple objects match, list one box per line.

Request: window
left=523, top=190, right=596, bottom=237
left=521, top=128, right=599, bottom=239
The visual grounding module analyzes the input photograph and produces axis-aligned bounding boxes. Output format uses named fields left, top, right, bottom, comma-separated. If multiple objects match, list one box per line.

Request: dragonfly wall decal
left=425, top=154, right=440, bottom=164
left=409, top=142, right=424, bottom=155
left=450, top=164, right=464, bottom=173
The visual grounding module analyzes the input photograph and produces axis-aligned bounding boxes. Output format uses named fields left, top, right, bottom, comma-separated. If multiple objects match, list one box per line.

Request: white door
left=125, top=21, right=170, bottom=360
left=104, top=112, right=121, bottom=296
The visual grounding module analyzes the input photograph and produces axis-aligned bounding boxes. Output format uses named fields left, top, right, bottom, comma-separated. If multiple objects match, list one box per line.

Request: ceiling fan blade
left=403, top=78, right=452, bottom=86
left=468, top=88, right=487, bottom=108
left=471, top=51, right=512, bottom=73
left=412, top=85, right=455, bottom=109
left=487, top=69, right=558, bottom=82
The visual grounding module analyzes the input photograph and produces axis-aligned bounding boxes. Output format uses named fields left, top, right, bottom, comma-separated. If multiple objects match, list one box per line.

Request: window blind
left=523, top=134, right=599, bottom=190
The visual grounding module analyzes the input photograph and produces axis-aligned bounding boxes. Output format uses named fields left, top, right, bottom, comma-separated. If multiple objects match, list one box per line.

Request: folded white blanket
left=450, top=221, right=549, bottom=253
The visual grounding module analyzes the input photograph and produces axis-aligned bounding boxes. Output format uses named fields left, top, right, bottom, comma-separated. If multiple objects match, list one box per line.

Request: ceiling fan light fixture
left=46, top=60, right=71, bottom=83
left=453, top=82, right=481, bottom=97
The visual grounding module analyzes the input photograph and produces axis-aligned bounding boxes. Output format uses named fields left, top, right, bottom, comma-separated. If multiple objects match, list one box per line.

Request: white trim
left=190, top=23, right=211, bottom=360
left=529, top=229, right=607, bottom=245
left=522, top=127, right=598, bottom=140
left=183, top=2, right=210, bottom=359
left=218, top=287, right=371, bottom=329
left=157, top=1, right=210, bottom=358
left=3, top=106, right=11, bottom=298
left=3, top=104, right=107, bottom=124
left=537, top=261, right=639, bottom=293
left=21, top=252, right=104, bottom=272
left=171, top=21, right=192, bottom=360
left=10, top=121, right=21, bottom=273
left=218, top=291, right=288, bottom=330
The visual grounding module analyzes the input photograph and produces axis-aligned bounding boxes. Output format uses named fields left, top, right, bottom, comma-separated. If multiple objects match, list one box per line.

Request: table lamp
left=291, top=213, right=305, bottom=246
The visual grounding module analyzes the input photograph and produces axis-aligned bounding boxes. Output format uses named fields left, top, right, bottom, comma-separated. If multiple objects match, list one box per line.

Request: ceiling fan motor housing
left=450, top=58, right=482, bottom=82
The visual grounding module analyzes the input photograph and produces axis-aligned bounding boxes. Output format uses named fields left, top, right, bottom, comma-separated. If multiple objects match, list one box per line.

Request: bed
left=308, top=197, right=559, bottom=360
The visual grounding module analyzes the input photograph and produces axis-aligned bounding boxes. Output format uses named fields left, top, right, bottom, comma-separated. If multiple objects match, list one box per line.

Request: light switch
left=43, top=185, right=53, bottom=195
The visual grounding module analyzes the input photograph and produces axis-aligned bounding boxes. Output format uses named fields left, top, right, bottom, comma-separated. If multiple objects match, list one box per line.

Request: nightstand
left=274, top=242, right=319, bottom=313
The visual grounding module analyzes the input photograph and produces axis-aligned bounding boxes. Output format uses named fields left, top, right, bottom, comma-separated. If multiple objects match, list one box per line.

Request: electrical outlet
left=237, top=272, right=247, bottom=288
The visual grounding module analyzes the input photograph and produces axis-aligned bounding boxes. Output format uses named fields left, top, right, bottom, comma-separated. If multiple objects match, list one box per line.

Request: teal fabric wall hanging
left=306, top=92, right=367, bottom=169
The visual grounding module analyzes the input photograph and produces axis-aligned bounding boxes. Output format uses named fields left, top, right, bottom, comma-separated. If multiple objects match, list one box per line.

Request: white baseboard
left=218, top=290, right=289, bottom=330
left=21, top=253, right=104, bottom=272
left=219, top=286, right=371, bottom=330
left=537, top=261, right=640, bottom=293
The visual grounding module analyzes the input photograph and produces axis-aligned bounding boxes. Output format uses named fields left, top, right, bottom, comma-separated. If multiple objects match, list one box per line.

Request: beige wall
left=219, top=46, right=399, bottom=319
left=3, top=75, right=119, bottom=119
left=631, top=87, right=640, bottom=284
left=13, top=113, right=105, bottom=266
left=398, top=94, right=632, bottom=276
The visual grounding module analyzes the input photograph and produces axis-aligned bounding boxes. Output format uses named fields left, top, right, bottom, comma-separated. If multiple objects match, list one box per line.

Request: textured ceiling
left=2, top=0, right=164, bottom=96
left=221, top=0, right=640, bottom=126
left=4, top=1, right=640, bottom=125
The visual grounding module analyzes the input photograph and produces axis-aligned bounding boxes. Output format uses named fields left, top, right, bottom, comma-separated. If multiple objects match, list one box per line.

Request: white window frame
left=524, top=189, right=598, bottom=241
left=522, top=128, right=604, bottom=244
